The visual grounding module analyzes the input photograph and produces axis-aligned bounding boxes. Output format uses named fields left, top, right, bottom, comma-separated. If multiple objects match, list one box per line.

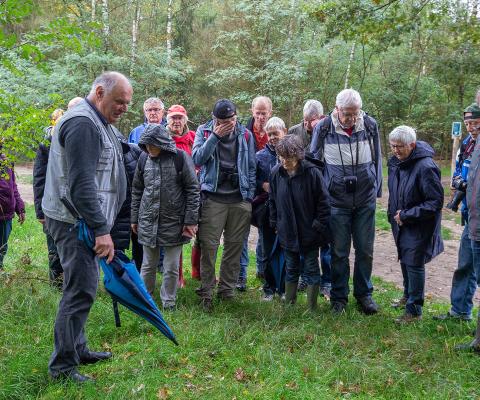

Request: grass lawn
left=1, top=205, right=479, bottom=399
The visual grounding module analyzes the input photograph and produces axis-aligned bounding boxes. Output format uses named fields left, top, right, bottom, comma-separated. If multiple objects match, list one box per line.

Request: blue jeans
left=400, top=262, right=425, bottom=316
left=256, top=229, right=265, bottom=275
left=330, top=205, right=375, bottom=303
left=450, top=224, right=477, bottom=318
left=285, top=248, right=321, bottom=286
left=0, top=219, right=13, bottom=268
left=239, top=231, right=250, bottom=280
left=320, top=246, right=332, bottom=288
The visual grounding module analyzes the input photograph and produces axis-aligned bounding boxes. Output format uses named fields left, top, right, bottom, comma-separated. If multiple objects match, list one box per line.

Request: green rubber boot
left=306, top=285, right=319, bottom=311
left=284, top=281, right=298, bottom=305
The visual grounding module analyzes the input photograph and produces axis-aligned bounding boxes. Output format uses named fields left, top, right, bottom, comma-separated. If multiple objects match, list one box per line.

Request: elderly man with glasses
left=128, top=97, right=166, bottom=144
left=310, top=88, right=383, bottom=315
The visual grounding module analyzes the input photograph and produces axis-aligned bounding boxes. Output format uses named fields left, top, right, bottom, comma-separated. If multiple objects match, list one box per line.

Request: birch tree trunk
left=91, top=0, right=96, bottom=21
left=130, top=1, right=141, bottom=77
left=344, top=41, right=356, bottom=89
left=102, top=0, right=110, bottom=44
left=166, top=0, right=173, bottom=63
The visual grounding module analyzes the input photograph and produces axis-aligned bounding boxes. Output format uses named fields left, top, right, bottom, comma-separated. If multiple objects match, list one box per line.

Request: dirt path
left=15, top=164, right=470, bottom=302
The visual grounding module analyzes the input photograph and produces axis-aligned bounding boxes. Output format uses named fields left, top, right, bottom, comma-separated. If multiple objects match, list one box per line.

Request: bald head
left=68, top=97, right=83, bottom=109
left=87, top=71, right=133, bottom=124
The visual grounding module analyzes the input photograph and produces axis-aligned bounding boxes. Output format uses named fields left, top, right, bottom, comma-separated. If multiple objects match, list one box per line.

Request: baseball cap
left=212, top=99, right=236, bottom=119
left=167, top=104, right=188, bottom=118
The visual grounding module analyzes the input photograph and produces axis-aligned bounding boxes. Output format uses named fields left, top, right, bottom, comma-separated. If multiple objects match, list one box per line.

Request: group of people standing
left=2, top=69, right=480, bottom=384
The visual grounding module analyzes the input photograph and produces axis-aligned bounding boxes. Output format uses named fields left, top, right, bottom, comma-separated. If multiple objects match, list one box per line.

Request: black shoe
left=235, top=278, right=247, bottom=292
left=455, top=342, right=480, bottom=353
left=433, top=311, right=472, bottom=321
left=80, top=351, right=112, bottom=365
left=331, top=301, right=346, bottom=315
left=51, top=369, right=95, bottom=384
left=357, top=297, right=379, bottom=315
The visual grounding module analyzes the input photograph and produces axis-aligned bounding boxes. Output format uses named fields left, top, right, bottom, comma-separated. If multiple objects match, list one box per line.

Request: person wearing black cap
left=192, top=99, right=256, bottom=311
left=433, top=103, right=480, bottom=322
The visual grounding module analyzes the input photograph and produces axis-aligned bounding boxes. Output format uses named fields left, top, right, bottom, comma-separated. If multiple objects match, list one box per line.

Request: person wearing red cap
left=165, top=105, right=196, bottom=287
left=166, top=105, right=196, bottom=155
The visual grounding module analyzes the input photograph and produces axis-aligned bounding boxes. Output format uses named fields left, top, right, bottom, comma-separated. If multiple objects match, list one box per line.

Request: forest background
left=1, top=0, right=480, bottom=162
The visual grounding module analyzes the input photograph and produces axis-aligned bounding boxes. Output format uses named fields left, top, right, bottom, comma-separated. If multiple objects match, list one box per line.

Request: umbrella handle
left=113, top=300, right=121, bottom=327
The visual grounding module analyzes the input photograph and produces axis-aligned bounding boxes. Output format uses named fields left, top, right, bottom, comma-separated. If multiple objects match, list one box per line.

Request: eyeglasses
left=389, top=143, right=406, bottom=149
left=338, top=109, right=360, bottom=119
left=146, top=108, right=163, bottom=113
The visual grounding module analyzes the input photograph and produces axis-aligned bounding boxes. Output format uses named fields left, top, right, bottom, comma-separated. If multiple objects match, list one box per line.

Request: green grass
left=1, top=205, right=480, bottom=399
left=375, top=207, right=390, bottom=231
left=15, top=173, right=33, bottom=185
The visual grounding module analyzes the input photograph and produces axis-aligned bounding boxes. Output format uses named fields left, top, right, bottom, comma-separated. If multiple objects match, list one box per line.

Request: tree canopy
left=2, top=0, right=480, bottom=161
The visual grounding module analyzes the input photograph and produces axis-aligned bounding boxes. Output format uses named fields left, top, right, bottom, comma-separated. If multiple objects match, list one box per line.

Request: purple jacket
left=0, top=157, right=25, bottom=221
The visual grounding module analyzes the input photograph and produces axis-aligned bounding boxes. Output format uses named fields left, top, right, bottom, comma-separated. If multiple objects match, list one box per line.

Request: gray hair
left=264, top=117, right=286, bottom=132
left=276, top=134, right=305, bottom=160
left=336, top=88, right=362, bottom=109
left=143, top=97, right=165, bottom=110
left=389, top=125, right=417, bottom=145
left=89, top=71, right=130, bottom=95
left=303, top=100, right=323, bottom=119
left=251, top=96, right=272, bottom=110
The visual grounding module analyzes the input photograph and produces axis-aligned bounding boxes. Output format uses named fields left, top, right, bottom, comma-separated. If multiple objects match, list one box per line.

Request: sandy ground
left=15, top=164, right=474, bottom=302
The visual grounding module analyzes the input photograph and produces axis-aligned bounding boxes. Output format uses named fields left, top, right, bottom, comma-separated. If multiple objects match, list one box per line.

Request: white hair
left=251, top=96, right=272, bottom=110
left=336, top=88, right=362, bottom=109
left=143, top=97, right=165, bottom=110
left=89, top=71, right=130, bottom=95
left=389, top=125, right=417, bottom=144
left=303, top=100, right=323, bottom=119
left=265, top=117, right=286, bottom=132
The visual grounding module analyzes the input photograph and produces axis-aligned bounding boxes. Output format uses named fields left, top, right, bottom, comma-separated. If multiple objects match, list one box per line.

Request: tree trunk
left=344, top=41, right=356, bottom=89
left=91, top=0, right=96, bottom=21
left=102, top=0, right=110, bottom=49
left=166, top=0, right=173, bottom=63
left=130, top=1, right=141, bottom=77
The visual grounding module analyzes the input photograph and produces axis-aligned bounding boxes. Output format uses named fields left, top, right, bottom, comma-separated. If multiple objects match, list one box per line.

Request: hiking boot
left=297, top=278, right=307, bottom=292
left=284, top=282, right=298, bottom=305
left=262, top=293, right=274, bottom=302
left=455, top=342, right=480, bottom=353
left=331, top=301, right=346, bottom=315
left=80, top=351, right=112, bottom=365
left=391, top=296, right=407, bottom=309
left=235, top=277, right=247, bottom=292
left=320, top=286, right=331, bottom=299
left=306, top=285, right=319, bottom=311
left=357, top=296, right=379, bottom=315
left=433, top=311, right=472, bottom=321
left=394, top=313, right=422, bottom=324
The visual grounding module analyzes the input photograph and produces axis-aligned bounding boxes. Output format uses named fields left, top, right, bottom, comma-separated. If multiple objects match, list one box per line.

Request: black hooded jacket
left=269, top=159, right=331, bottom=252
left=387, top=140, right=444, bottom=265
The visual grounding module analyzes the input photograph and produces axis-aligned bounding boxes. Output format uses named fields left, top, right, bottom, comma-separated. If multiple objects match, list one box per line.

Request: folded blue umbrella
left=76, top=218, right=178, bottom=346
left=269, top=235, right=285, bottom=294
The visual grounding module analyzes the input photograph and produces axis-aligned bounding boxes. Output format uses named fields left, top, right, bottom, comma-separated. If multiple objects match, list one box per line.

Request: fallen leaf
left=132, top=383, right=145, bottom=394
left=122, top=351, right=135, bottom=359
left=157, top=386, right=171, bottom=399
left=234, top=368, right=246, bottom=381
left=102, top=342, right=112, bottom=351
left=285, top=381, right=298, bottom=389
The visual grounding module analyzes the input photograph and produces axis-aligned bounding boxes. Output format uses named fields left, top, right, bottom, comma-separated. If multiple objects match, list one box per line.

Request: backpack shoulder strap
left=313, top=115, right=332, bottom=161
left=174, top=150, right=184, bottom=175
left=363, top=113, right=377, bottom=166
left=138, top=152, right=148, bottom=172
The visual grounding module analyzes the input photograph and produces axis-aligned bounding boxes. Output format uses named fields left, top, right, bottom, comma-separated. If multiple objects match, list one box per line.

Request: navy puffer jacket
left=387, top=141, right=444, bottom=265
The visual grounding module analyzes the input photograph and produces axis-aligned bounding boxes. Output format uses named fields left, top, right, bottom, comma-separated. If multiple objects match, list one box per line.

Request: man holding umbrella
left=42, top=71, right=131, bottom=383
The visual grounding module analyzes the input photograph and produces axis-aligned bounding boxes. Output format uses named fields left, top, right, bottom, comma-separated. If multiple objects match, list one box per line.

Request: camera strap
left=336, top=133, right=359, bottom=177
